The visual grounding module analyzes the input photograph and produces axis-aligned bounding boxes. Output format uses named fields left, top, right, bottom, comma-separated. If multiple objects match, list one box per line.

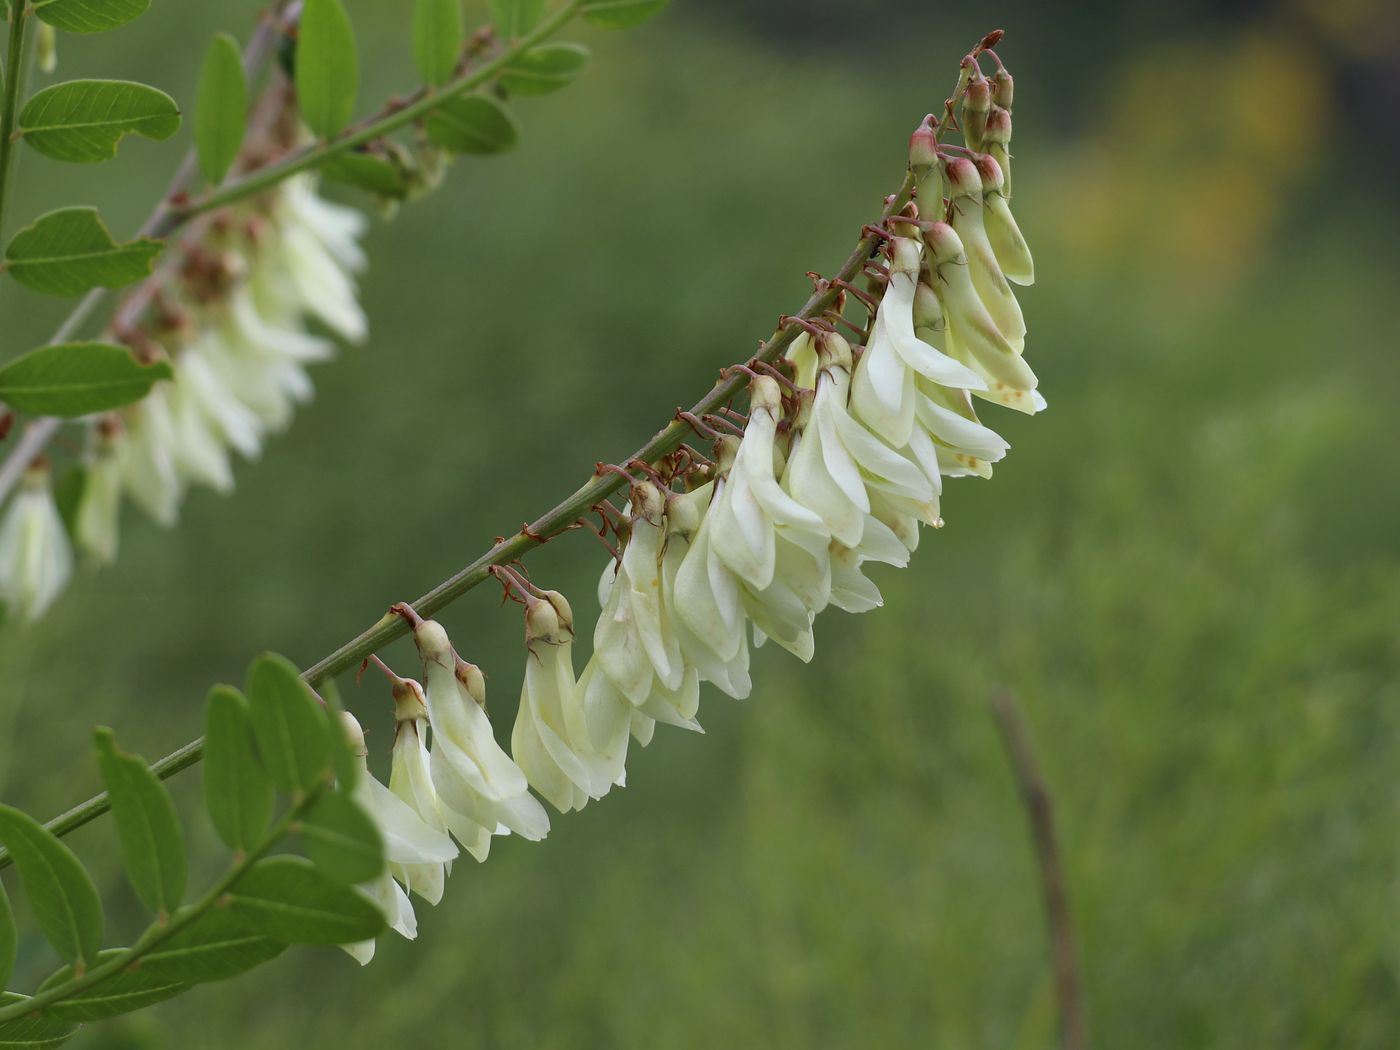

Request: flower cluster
left=342, top=110, right=1037, bottom=956
left=0, top=176, right=367, bottom=621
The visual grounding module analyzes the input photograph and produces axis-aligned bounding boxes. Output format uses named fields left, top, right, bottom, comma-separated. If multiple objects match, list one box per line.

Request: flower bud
left=815, top=329, right=853, bottom=372
left=962, top=73, right=992, bottom=151
left=984, top=106, right=1013, bottom=196
left=944, top=157, right=982, bottom=202
left=414, top=619, right=453, bottom=663
left=975, top=153, right=1006, bottom=195
left=913, top=281, right=945, bottom=334
left=339, top=710, right=369, bottom=758
left=889, top=235, right=922, bottom=276
left=391, top=677, right=428, bottom=723
left=923, top=221, right=967, bottom=266
left=993, top=69, right=1014, bottom=110
left=525, top=594, right=563, bottom=644
left=454, top=658, right=487, bottom=706
left=542, top=589, right=574, bottom=636
left=749, top=374, right=784, bottom=418
left=908, top=119, right=939, bottom=171
left=914, top=163, right=946, bottom=225
left=714, top=434, right=740, bottom=475
left=630, top=480, right=665, bottom=525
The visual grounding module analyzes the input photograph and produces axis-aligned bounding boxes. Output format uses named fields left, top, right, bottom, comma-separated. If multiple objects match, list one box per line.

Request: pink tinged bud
left=963, top=74, right=992, bottom=151
left=908, top=121, right=939, bottom=171
left=984, top=106, right=1013, bottom=197
left=944, top=157, right=983, bottom=201
left=947, top=169, right=1026, bottom=349
left=914, top=163, right=946, bottom=225
left=993, top=69, right=1014, bottom=110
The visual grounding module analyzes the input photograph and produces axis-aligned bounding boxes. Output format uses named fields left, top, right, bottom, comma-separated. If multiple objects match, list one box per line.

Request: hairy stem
left=0, top=783, right=322, bottom=1022
left=0, top=0, right=30, bottom=244
left=0, top=31, right=997, bottom=871
left=989, top=690, right=1089, bottom=1050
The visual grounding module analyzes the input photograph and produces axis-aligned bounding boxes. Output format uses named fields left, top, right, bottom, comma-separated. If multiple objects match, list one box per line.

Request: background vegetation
left=0, top=0, right=1396, bottom=1046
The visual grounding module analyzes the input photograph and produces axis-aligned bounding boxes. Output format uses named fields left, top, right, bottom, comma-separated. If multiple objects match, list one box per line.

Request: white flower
left=849, top=236, right=986, bottom=448
left=946, top=157, right=1025, bottom=350
left=166, top=357, right=236, bottom=494
left=387, top=676, right=452, bottom=905
left=119, top=385, right=184, bottom=526
left=510, top=591, right=615, bottom=812
left=281, top=174, right=369, bottom=274
left=0, top=464, right=72, bottom=622
left=925, top=221, right=1040, bottom=414
left=975, top=154, right=1033, bottom=285
left=413, top=619, right=550, bottom=858
left=336, top=711, right=457, bottom=966
left=269, top=192, right=368, bottom=344
left=75, top=425, right=123, bottom=564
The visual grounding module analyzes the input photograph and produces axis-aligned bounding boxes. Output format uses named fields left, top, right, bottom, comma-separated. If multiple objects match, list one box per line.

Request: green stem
left=0, top=0, right=31, bottom=244
left=0, top=31, right=996, bottom=873
left=0, top=784, right=322, bottom=1022
left=154, top=0, right=583, bottom=237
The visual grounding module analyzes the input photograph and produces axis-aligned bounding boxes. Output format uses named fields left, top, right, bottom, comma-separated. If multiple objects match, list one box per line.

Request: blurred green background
left=1, top=0, right=1397, bottom=1046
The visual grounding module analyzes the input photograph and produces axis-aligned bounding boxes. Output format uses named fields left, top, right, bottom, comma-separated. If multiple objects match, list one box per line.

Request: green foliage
left=500, top=43, right=591, bottom=96
left=0, top=807, right=102, bottom=969
left=580, top=0, right=670, bottom=30
left=32, top=0, right=149, bottom=34
left=38, top=950, right=185, bottom=1020
left=413, top=0, right=463, bottom=88
left=3, top=206, right=163, bottom=297
left=300, top=792, right=384, bottom=885
left=0, top=342, right=172, bottom=417
left=489, top=0, right=547, bottom=37
left=222, top=856, right=385, bottom=944
left=321, top=150, right=411, bottom=200
left=93, top=728, right=186, bottom=916
left=138, top=908, right=284, bottom=984
left=244, top=654, right=332, bottom=797
left=424, top=94, right=518, bottom=155
left=317, top=677, right=360, bottom=791
left=0, top=993, right=75, bottom=1049
left=194, top=33, right=248, bottom=185
left=0, top=884, right=13, bottom=992
left=202, top=686, right=275, bottom=853
left=295, top=0, right=358, bottom=141
left=18, top=80, right=179, bottom=163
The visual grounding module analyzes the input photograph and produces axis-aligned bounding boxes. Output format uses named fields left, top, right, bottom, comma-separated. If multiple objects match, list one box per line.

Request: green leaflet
left=3, top=207, right=163, bottom=297
left=301, top=791, right=384, bottom=885
left=0, top=883, right=14, bottom=992
left=0, top=993, right=76, bottom=1049
left=580, top=0, right=670, bottom=29
left=489, top=0, right=546, bottom=36
left=222, top=856, right=384, bottom=944
left=0, top=342, right=172, bottom=417
left=413, top=0, right=464, bottom=88
left=501, top=43, right=591, bottom=96
left=94, top=728, right=187, bottom=916
left=296, top=0, right=358, bottom=140
left=202, top=685, right=275, bottom=853
left=37, top=950, right=186, bottom=1021
left=424, top=94, right=519, bottom=155
left=32, top=0, right=149, bottom=34
left=194, top=33, right=248, bottom=185
left=138, top=907, right=285, bottom=984
left=0, top=807, right=103, bottom=969
left=18, top=79, right=180, bottom=163
left=245, top=654, right=332, bottom=796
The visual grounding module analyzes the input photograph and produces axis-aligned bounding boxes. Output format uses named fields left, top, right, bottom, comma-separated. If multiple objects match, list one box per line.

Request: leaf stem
left=0, top=783, right=321, bottom=1023
left=0, top=0, right=31, bottom=245
left=0, top=32, right=993, bottom=872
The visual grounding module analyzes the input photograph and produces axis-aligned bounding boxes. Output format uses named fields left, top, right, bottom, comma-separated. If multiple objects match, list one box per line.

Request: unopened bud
left=454, top=658, right=487, bottom=706
left=749, top=374, right=784, bottom=417
left=944, top=157, right=982, bottom=201
left=914, top=163, right=946, bottom=224
left=913, top=282, right=945, bottom=333
left=963, top=73, right=992, bottom=151
left=542, top=589, right=573, bottom=635
left=908, top=120, right=939, bottom=171
left=974, top=153, right=1005, bottom=195
left=890, top=236, right=922, bottom=276
left=414, top=619, right=453, bottom=662
left=664, top=485, right=705, bottom=538
left=338, top=711, right=368, bottom=758
left=524, top=595, right=562, bottom=644
left=631, top=480, right=665, bottom=525
left=993, top=69, right=1014, bottom=110
left=391, top=677, right=428, bottom=722
left=923, top=222, right=967, bottom=266
left=984, top=107, right=1013, bottom=197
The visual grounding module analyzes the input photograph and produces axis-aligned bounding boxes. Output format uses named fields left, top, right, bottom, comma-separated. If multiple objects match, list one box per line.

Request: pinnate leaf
left=19, top=79, right=179, bottom=163
left=501, top=43, right=591, bottom=96
left=490, top=0, right=546, bottom=36
left=203, top=685, right=275, bottom=852
left=296, top=0, right=358, bottom=139
left=245, top=654, right=331, bottom=796
left=195, top=33, right=248, bottom=185
left=138, top=907, right=284, bottom=984
left=413, top=0, right=464, bottom=88
left=37, top=949, right=186, bottom=1020
left=0, top=993, right=76, bottom=1049
left=4, top=206, right=163, bottom=298
left=223, top=856, right=384, bottom=944
left=0, top=806, right=103, bottom=968
left=424, top=94, right=518, bottom=155
left=301, top=791, right=383, bottom=885
left=94, top=727, right=187, bottom=915
left=33, top=0, right=149, bottom=34
left=581, top=0, right=670, bottom=29
left=0, top=342, right=171, bottom=417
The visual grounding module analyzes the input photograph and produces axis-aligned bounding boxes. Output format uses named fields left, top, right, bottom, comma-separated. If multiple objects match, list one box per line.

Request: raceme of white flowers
left=0, top=175, right=368, bottom=623
left=337, top=145, right=1039, bottom=959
